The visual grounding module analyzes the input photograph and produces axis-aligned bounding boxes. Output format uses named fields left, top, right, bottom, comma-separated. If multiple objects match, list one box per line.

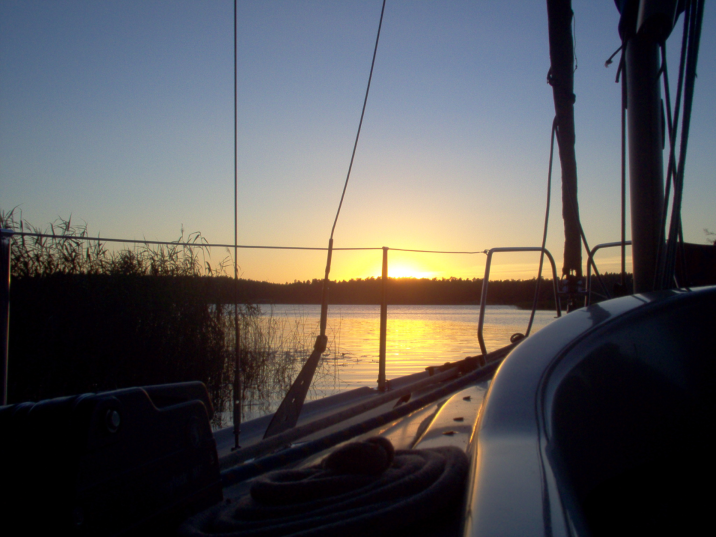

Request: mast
left=619, top=0, right=680, bottom=293
left=546, top=0, right=582, bottom=281
left=625, top=35, right=664, bottom=293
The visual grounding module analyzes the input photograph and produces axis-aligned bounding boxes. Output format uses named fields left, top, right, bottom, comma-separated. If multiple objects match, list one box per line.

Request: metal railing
left=477, top=247, right=561, bottom=355
left=586, top=241, right=632, bottom=305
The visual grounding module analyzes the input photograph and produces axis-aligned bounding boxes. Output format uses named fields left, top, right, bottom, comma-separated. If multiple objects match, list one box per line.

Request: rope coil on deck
left=179, top=438, right=468, bottom=537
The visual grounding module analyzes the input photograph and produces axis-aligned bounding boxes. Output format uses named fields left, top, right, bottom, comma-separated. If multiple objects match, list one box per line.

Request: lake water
left=251, top=304, right=557, bottom=408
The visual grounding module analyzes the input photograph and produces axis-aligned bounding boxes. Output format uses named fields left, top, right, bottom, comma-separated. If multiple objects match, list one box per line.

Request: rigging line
left=615, top=49, right=626, bottom=84
left=659, top=16, right=690, bottom=288
left=664, top=0, right=704, bottom=288
left=676, top=223, right=687, bottom=286
left=655, top=43, right=677, bottom=288
left=657, top=2, right=696, bottom=288
left=232, top=0, right=241, bottom=450
left=620, top=39, right=628, bottom=288
left=330, top=0, right=386, bottom=241
left=313, top=0, right=386, bottom=345
left=526, top=117, right=557, bottom=336
left=606, top=35, right=628, bottom=289
left=572, top=10, right=578, bottom=72
left=662, top=0, right=699, bottom=286
left=656, top=1, right=691, bottom=288
left=604, top=44, right=623, bottom=69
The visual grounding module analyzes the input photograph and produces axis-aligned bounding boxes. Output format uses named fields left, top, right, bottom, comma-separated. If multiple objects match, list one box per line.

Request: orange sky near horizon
left=227, top=245, right=632, bottom=284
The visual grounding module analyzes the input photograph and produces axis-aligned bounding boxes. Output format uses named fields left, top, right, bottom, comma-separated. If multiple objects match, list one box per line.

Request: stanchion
left=378, top=247, right=388, bottom=392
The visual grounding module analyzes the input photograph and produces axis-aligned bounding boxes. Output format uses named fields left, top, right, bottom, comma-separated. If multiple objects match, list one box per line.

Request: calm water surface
left=257, top=304, right=557, bottom=398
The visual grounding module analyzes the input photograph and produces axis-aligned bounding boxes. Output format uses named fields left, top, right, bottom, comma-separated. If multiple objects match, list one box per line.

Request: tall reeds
left=1, top=209, right=329, bottom=428
left=223, top=304, right=341, bottom=423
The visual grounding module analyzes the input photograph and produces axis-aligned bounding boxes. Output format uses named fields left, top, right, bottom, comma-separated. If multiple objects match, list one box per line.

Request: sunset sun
left=384, top=264, right=436, bottom=280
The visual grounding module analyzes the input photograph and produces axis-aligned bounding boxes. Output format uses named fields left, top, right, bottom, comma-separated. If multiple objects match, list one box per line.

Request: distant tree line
left=209, top=273, right=633, bottom=309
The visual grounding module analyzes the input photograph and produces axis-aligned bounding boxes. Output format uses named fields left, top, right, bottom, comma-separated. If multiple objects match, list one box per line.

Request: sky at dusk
left=2, top=1, right=715, bottom=283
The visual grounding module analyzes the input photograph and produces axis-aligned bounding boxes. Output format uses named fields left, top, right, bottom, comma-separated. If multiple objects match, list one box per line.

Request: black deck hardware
left=0, top=382, right=222, bottom=536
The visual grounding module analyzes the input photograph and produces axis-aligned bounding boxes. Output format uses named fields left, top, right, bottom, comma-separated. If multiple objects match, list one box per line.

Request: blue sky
left=2, top=1, right=715, bottom=283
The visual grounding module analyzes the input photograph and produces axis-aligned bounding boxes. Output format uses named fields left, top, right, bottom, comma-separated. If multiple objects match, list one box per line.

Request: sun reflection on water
left=263, top=304, right=557, bottom=394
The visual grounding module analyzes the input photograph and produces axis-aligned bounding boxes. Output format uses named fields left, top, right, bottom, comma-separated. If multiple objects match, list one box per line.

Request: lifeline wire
left=9, top=232, right=486, bottom=255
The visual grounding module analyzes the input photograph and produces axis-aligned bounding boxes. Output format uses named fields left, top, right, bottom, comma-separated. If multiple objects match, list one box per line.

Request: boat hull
left=464, top=285, right=716, bottom=536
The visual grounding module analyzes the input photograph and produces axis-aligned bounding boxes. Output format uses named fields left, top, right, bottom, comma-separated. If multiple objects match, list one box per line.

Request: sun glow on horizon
left=378, top=256, right=442, bottom=280
left=247, top=245, right=631, bottom=284
left=386, top=265, right=438, bottom=280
